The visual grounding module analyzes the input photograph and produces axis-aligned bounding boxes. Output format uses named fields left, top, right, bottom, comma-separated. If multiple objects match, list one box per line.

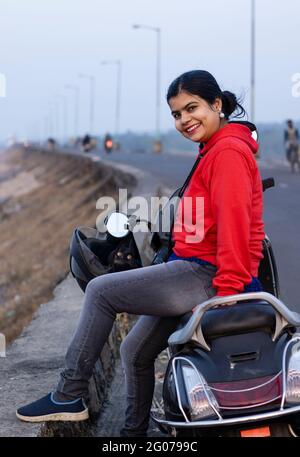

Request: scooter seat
left=203, top=300, right=277, bottom=339
left=179, top=300, right=277, bottom=340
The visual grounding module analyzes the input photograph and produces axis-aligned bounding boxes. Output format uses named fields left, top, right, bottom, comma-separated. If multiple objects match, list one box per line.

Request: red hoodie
left=172, top=123, right=265, bottom=296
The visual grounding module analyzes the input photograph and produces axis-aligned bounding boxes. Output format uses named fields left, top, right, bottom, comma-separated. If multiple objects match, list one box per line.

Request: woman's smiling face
left=168, top=91, right=224, bottom=143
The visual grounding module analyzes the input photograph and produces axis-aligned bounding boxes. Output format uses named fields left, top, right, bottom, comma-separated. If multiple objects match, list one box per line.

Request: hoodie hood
left=199, top=121, right=259, bottom=157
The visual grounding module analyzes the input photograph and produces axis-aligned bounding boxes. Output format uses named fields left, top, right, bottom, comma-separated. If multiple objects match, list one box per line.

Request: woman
left=16, top=70, right=264, bottom=436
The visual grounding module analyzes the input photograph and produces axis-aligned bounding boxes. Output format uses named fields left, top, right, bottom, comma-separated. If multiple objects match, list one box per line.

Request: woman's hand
left=213, top=295, right=237, bottom=308
left=192, top=299, right=237, bottom=313
left=212, top=301, right=237, bottom=309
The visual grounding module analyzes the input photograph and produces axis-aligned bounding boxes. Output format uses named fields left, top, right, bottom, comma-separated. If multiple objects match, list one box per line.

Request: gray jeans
left=56, top=259, right=217, bottom=436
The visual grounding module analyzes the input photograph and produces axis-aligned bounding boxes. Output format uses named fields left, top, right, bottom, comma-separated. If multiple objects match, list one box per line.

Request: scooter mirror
left=105, top=212, right=130, bottom=238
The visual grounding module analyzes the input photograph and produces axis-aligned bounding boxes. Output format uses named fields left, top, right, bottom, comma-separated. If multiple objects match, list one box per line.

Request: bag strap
left=178, top=155, right=202, bottom=198
left=167, top=154, right=202, bottom=255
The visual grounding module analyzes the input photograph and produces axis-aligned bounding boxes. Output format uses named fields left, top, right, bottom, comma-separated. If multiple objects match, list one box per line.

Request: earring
left=219, top=112, right=225, bottom=119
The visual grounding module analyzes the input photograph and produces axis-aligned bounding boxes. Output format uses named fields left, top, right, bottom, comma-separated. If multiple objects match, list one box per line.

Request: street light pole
left=101, top=60, right=122, bottom=136
left=133, top=24, right=161, bottom=149
left=251, top=0, right=256, bottom=122
left=48, top=102, right=54, bottom=137
left=44, top=115, right=49, bottom=141
left=156, top=28, right=161, bottom=140
left=65, top=84, right=79, bottom=138
left=78, top=73, right=95, bottom=134
left=53, top=100, right=60, bottom=139
left=55, top=94, right=67, bottom=142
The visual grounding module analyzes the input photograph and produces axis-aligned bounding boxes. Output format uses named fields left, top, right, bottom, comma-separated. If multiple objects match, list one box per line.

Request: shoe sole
left=16, top=408, right=89, bottom=423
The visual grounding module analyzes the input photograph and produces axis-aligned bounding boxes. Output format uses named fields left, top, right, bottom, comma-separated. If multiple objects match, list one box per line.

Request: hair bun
left=221, top=91, right=245, bottom=119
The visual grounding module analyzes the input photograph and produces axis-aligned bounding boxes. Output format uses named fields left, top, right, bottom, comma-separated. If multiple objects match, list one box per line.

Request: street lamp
left=250, top=0, right=256, bottom=122
left=132, top=23, right=161, bottom=151
left=49, top=100, right=60, bottom=139
left=44, top=115, right=50, bottom=140
left=65, top=84, right=79, bottom=138
left=100, top=60, right=122, bottom=136
left=78, top=73, right=95, bottom=134
left=48, top=102, right=54, bottom=137
left=55, top=94, right=68, bottom=142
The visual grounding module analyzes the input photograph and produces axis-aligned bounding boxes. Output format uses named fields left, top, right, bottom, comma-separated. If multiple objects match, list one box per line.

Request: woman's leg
left=55, top=259, right=216, bottom=401
left=119, top=315, right=182, bottom=437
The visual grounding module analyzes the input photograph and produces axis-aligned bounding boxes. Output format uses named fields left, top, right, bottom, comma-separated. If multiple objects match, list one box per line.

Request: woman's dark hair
left=167, top=70, right=246, bottom=120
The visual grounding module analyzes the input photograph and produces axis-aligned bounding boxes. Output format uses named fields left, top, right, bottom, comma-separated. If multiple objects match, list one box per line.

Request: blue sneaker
left=16, top=393, right=89, bottom=422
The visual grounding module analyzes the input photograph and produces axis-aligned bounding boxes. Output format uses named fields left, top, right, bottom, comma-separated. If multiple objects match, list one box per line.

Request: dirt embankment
left=0, top=147, right=136, bottom=343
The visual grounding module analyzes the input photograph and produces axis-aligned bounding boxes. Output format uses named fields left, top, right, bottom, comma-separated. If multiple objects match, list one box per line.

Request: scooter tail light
left=181, top=365, right=220, bottom=421
left=286, top=342, right=300, bottom=404
left=211, top=374, right=282, bottom=408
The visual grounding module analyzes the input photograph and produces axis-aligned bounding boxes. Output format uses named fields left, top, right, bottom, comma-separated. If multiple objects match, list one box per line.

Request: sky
left=0, top=0, right=299, bottom=141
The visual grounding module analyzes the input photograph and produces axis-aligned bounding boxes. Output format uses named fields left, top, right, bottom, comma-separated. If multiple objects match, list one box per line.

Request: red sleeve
left=209, top=149, right=253, bottom=296
left=249, top=171, right=264, bottom=275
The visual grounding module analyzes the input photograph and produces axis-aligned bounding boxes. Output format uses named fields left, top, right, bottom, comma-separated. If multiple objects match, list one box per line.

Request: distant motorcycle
left=81, top=135, right=97, bottom=153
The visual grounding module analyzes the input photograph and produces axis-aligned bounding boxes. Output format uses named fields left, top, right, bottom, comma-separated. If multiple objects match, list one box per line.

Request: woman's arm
left=209, top=148, right=255, bottom=296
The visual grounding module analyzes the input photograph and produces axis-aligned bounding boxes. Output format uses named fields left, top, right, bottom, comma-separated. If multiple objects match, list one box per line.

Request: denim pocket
left=188, top=261, right=217, bottom=298
left=188, top=260, right=217, bottom=277
left=204, top=283, right=217, bottom=299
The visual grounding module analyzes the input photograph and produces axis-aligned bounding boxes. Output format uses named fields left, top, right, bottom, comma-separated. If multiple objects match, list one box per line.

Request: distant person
left=284, top=120, right=299, bottom=172
left=47, top=138, right=56, bottom=151
left=82, top=134, right=92, bottom=153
